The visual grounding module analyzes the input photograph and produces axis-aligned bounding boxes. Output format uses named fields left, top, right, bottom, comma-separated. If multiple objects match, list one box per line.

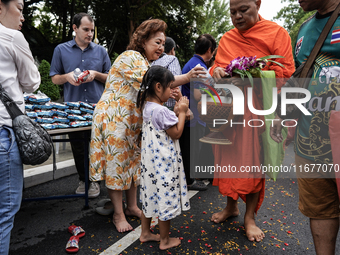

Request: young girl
left=137, top=65, right=190, bottom=250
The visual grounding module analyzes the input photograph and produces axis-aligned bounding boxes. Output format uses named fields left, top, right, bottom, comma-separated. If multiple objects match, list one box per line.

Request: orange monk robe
left=209, top=16, right=295, bottom=212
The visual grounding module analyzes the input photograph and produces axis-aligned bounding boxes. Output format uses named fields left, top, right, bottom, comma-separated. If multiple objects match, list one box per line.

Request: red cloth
left=210, top=16, right=295, bottom=212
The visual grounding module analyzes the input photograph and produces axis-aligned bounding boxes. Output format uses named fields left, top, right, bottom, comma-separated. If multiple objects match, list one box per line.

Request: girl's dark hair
left=137, top=65, right=175, bottom=110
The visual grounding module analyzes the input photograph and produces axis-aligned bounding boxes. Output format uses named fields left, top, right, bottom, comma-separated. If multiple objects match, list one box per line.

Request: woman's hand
left=186, top=66, right=206, bottom=82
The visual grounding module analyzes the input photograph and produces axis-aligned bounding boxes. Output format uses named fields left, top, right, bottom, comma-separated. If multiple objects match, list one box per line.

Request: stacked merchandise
left=24, top=92, right=94, bottom=130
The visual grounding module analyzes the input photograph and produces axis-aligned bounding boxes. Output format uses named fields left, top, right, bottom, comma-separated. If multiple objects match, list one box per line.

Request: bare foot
left=211, top=206, right=239, bottom=223
left=244, top=217, right=265, bottom=242
left=159, top=237, right=181, bottom=250
left=140, top=233, right=160, bottom=243
left=125, top=206, right=142, bottom=218
left=112, top=213, right=133, bottom=233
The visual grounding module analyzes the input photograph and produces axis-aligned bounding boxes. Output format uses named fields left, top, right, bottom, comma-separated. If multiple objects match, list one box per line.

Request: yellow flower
left=110, top=101, right=118, bottom=108
left=95, top=128, right=101, bottom=137
left=120, top=85, right=130, bottom=94
left=117, top=154, right=125, bottom=163
left=108, top=136, right=116, bottom=146
left=102, top=123, right=107, bottom=131
left=107, top=154, right=114, bottom=161
left=116, top=179, right=123, bottom=186
left=116, top=166, right=123, bottom=175
left=114, top=115, right=123, bottom=123
left=132, top=81, right=141, bottom=90
left=108, top=122, right=117, bottom=131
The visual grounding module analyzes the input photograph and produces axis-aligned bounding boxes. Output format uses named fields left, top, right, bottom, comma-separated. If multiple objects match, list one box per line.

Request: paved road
left=9, top=143, right=340, bottom=255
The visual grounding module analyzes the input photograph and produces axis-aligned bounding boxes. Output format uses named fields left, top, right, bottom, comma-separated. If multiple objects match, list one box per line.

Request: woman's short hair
left=195, top=34, right=216, bottom=55
left=127, top=19, right=167, bottom=55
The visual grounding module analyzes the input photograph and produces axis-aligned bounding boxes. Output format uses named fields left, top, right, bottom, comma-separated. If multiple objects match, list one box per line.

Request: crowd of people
left=0, top=0, right=340, bottom=254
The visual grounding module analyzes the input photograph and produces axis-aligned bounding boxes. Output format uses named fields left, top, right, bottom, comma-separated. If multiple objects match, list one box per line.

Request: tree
left=274, top=0, right=315, bottom=48
left=197, top=0, right=233, bottom=42
left=38, top=60, right=61, bottom=101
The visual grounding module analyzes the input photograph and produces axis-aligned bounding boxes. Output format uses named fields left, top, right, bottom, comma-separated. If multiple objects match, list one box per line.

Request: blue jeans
left=0, top=126, right=23, bottom=255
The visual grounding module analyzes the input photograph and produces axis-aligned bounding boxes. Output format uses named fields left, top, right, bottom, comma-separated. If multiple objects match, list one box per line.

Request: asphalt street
left=9, top=143, right=340, bottom=255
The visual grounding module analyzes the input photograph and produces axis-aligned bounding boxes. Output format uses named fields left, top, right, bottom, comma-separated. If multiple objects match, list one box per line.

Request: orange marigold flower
left=102, top=123, right=107, bottom=131
left=116, top=179, right=124, bottom=186
left=128, top=149, right=134, bottom=158
left=123, top=151, right=129, bottom=160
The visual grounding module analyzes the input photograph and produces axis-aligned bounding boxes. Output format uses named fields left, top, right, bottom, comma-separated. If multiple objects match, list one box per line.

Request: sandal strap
left=71, top=226, right=85, bottom=236
left=66, top=238, right=79, bottom=249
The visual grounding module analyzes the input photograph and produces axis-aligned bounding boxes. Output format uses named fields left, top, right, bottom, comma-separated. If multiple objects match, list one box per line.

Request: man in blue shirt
left=50, top=13, right=111, bottom=198
left=180, top=34, right=216, bottom=190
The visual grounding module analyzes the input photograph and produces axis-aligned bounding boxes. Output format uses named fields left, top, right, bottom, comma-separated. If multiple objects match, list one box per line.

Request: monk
left=209, top=0, right=295, bottom=242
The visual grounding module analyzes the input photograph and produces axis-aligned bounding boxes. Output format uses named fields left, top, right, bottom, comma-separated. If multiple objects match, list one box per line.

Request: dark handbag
left=277, top=3, right=340, bottom=119
left=0, top=84, right=53, bottom=165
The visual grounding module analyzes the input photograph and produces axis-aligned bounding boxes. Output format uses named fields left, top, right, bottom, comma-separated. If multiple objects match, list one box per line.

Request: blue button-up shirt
left=50, top=38, right=111, bottom=104
left=182, top=54, right=207, bottom=127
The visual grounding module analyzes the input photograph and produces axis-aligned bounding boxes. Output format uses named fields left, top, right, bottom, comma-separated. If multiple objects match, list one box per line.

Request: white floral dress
left=140, top=102, right=190, bottom=221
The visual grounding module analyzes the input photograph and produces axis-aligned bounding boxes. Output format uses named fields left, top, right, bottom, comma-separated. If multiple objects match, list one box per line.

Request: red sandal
left=68, top=225, right=85, bottom=238
left=65, top=236, right=79, bottom=253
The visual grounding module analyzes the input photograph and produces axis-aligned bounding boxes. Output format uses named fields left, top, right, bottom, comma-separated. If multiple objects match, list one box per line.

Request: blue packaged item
left=80, top=101, right=94, bottom=109
left=82, top=114, right=93, bottom=120
left=35, top=110, right=54, bottom=117
left=26, top=111, right=38, bottom=118
left=80, top=107, right=94, bottom=114
left=56, top=123, right=70, bottom=129
left=36, top=117, right=54, bottom=124
left=28, top=91, right=50, bottom=104
left=53, top=117, right=70, bottom=123
left=25, top=104, right=34, bottom=111
left=65, top=109, right=82, bottom=115
left=65, top=102, right=80, bottom=109
left=52, top=109, right=68, bottom=117
left=68, top=114, right=86, bottom=121
left=50, top=102, right=69, bottom=109
left=40, top=124, right=56, bottom=130
left=34, top=104, right=53, bottom=110
left=70, top=121, right=88, bottom=127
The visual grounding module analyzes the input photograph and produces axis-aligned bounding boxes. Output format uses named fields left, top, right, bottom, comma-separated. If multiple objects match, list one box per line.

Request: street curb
left=24, top=159, right=76, bottom=188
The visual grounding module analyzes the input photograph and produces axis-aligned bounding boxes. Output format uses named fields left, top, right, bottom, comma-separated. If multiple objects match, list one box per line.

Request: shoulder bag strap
left=300, top=2, right=340, bottom=79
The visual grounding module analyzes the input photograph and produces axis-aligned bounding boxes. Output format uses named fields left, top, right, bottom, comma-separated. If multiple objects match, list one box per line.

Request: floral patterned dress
left=90, top=50, right=149, bottom=190
left=140, top=102, right=190, bottom=221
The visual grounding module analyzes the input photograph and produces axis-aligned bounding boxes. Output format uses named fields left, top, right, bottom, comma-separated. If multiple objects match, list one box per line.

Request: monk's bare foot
left=125, top=206, right=142, bottom=218
left=211, top=206, right=239, bottom=223
left=140, top=233, right=160, bottom=243
left=112, top=213, right=133, bottom=233
left=159, top=237, right=181, bottom=250
left=244, top=216, right=265, bottom=242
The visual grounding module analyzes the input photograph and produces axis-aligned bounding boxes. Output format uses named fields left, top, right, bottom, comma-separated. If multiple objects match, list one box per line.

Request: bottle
left=73, top=68, right=82, bottom=82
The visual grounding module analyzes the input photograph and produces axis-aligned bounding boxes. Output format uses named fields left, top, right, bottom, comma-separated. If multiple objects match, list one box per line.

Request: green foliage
left=274, top=0, right=315, bottom=50
left=197, top=0, right=233, bottom=42
left=38, top=60, right=61, bottom=101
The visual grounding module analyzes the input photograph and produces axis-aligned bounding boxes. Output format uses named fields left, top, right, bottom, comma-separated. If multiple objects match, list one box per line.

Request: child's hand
left=178, top=96, right=189, bottom=113
left=170, top=87, right=182, bottom=102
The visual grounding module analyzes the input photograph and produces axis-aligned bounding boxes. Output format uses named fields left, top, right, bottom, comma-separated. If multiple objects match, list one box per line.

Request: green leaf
left=244, top=70, right=254, bottom=87
left=267, top=60, right=286, bottom=68
left=258, top=55, right=284, bottom=60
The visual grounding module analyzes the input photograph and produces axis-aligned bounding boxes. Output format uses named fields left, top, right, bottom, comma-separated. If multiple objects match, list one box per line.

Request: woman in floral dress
left=90, top=19, right=204, bottom=232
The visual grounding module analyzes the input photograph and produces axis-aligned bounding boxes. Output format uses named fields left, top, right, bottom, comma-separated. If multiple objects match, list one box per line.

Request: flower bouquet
left=225, top=55, right=285, bottom=86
